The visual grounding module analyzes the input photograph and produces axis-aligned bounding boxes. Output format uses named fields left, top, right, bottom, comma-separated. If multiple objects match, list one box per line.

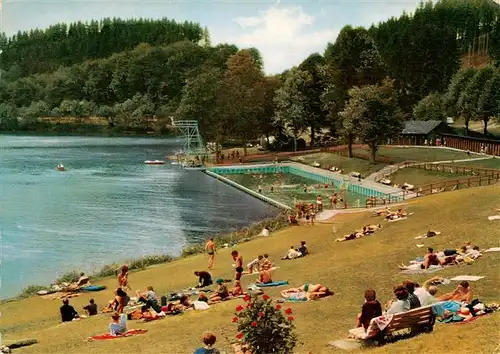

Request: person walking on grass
left=205, top=238, right=216, bottom=270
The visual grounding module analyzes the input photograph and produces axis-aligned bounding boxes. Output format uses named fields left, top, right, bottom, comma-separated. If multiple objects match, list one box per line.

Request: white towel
left=450, top=275, right=485, bottom=282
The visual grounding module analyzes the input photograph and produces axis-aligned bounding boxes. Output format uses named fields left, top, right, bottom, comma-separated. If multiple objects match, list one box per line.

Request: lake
left=0, top=135, right=277, bottom=298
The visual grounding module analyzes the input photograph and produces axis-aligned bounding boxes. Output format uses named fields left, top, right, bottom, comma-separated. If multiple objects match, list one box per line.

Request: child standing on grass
left=193, top=332, right=220, bottom=354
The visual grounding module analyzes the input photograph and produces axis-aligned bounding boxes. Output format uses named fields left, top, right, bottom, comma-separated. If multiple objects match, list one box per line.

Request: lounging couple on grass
left=280, top=283, right=333, bottom=301
left=335, top=224, right=381, bottom=242
left=208, top=279, right=261, bottom=304
left=399, top=243, right=481, bottom=271
left=281, top=241, right=308, bottom=260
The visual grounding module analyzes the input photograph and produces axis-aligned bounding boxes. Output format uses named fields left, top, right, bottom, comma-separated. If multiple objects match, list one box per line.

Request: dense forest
left=0, top=0, right=499, bottom=157
left=0, top=18, right=204, bottom=78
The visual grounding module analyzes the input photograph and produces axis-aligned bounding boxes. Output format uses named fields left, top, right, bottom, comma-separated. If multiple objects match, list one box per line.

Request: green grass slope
left=1, top=187, right=499, bottom=353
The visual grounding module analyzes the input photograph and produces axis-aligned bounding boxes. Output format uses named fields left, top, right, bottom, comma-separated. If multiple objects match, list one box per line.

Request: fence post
left=430, top=184, right=433, bottom=193
left=468, top=178, right=470, bottom=188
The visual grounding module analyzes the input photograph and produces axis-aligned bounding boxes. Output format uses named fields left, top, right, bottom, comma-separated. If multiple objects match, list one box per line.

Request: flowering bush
left=232, top=293, right=297, bottom=354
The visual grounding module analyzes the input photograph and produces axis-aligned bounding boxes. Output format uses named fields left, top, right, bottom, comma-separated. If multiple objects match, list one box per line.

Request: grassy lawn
left=447, top=158, right=500, bottom=170
left=1, top=187, right=499, bottom=354
left=353, top=146, right=474, bottom=163
left=452, top=119, right=500, bottom=139
left=291, top=152, right=387, bottom=178
left=389, top=168, right=461, bottom=187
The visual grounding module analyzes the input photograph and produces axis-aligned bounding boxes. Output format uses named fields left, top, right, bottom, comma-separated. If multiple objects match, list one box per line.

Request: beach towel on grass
left=487, top=215, right=500, bottom=221
left=484, top=247, right=500, bottom=253
left=255, top=281, right=288, bottom=287
left=450, top=275, right=485, bottom=282
left=400, top=265, right=445, bottom=275
left=88, top=329, right=147, bottom=341
left=415, top=232, right=441, bottom=239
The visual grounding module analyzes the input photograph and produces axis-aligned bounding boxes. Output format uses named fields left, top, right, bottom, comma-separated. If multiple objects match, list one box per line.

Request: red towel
left=88, top=329, right=148, bottom=340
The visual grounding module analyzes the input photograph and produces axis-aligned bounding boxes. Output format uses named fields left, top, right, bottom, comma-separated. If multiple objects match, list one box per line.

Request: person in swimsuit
left=422, top=247, right=440, bottom=269
left=281, top=283, right=333, bottom=300
left=205, top=238, right=216, bottom=270
left=231, top=250, right=244, bottom=281
left=117, top=265, right=130, bottom=291
left=209, top=279, right=230, bottom=303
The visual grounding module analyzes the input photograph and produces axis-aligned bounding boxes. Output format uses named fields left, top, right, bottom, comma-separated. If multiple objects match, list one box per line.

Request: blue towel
left=432, top=301, right=461, bottom=317
left=255, top=281, right=289, bottom=287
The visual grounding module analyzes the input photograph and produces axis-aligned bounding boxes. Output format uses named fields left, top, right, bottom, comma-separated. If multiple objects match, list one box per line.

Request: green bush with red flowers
left=232, top=293, right=297, bottom=354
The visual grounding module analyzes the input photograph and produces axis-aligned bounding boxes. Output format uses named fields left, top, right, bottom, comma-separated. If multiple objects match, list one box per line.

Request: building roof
left=402, top=120, right=443, bottom=135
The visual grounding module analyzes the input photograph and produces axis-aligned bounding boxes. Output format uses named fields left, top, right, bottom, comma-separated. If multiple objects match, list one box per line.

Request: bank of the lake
left=0, top=135, right=277, bottom=298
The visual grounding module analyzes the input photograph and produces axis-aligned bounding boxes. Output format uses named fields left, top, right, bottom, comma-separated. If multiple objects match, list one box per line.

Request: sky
left=1, top=0, right=423, bottom=74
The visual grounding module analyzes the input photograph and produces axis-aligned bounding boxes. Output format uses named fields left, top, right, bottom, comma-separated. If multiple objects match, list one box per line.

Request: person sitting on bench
left=356, top=289, right=382, bottom=331
left=386, top=285, right=410, bottom=314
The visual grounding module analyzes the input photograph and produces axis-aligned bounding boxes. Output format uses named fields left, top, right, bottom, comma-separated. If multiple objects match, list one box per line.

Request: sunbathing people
left=281, top=246, right=303, bottom=260
left=109, top=312, right=127, bottom=336
left=281, top=283, right=333, bottom=301
left=335, top=231, right=363, bottom=242
left=438, top=281, right=473, bottom=303
left=209, top=279, right=230, bottom=303
left=260, top=254, right=273, bottom=271
left=136, top=286, right=161, bottom=312
left=356, top=289, right=382, bottom=331
left=247, top=255, right=264, bottom=274
left=386, top=208, right=407, bottom=220
left=255, top=269, right=272, bottom=284
left=229, top=280, right=244, bottom=297
left=375, top=207, right=391, bottom=216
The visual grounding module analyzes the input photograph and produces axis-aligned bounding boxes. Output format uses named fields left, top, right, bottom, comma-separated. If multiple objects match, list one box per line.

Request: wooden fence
left=441, top=134, right=500, bottom=157
left=402, top=161, right=500, bottom=179
left=414, top=175, right=500, bottom=196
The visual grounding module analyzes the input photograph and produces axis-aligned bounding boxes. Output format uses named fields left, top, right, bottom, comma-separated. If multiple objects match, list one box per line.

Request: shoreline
left=2, top=212, right=288, bottom=303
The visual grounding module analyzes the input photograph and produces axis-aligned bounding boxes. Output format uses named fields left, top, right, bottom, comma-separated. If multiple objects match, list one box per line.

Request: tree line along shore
left=0, top=1, right=498, bottom=157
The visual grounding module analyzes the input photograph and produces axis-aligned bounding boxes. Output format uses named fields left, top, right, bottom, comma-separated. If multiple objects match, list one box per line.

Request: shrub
left=232, top=294, right=297, bottom=354
left=54, top=270, right=81, bottom=284
left=18, top=284, right=50, bottom=298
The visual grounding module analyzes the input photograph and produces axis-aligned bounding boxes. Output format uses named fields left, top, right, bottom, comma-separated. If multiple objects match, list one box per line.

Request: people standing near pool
left=331, top=193, right=338, bottom=209
left=317, top=195, right=323, bottom=212
left=205, top=238, right=216, bottom=270
left=231, top=250, right=244, bottom=281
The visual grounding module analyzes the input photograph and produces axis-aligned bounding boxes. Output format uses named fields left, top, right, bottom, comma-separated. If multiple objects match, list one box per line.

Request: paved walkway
left=365, top=156, right=495, bottom=182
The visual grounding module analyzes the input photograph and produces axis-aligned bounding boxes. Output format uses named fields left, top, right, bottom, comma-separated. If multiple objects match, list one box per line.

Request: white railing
left=204, top=170, right=291, bottom=211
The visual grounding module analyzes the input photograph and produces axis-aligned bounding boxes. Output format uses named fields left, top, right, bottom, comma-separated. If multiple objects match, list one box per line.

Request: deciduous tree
left=413, top=93, right=445, bottom=121
left=216, top=50, right=266, bottom=155
left=477, top=70, right=500, bottom=135
left=341, top=78, right=404, bottom=162
left=274, top=68, right=312, bottom=152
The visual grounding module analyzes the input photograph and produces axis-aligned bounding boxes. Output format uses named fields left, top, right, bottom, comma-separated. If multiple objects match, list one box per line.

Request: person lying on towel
left=109, top=312, right=127, bottom=336
left=281, top=283, right=333, bottom=300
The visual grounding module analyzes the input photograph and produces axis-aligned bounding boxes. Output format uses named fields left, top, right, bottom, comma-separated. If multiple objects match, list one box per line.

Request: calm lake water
left=0, top=135, right=277, bottom=298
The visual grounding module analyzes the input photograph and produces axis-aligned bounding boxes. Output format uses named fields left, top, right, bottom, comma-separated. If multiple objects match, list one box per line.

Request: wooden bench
left=349, top=305, right=435, bottom=344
